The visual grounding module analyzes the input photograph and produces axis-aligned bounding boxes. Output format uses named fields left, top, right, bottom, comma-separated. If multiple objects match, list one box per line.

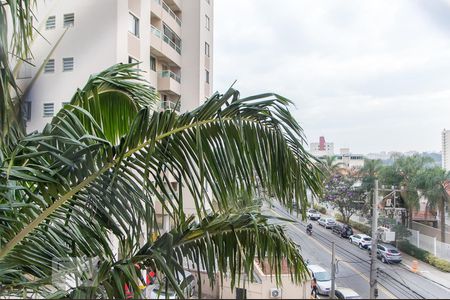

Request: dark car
left=332, top=224, right=353, bottom=238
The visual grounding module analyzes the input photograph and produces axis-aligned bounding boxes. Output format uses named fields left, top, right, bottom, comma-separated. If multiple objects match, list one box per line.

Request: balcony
left=158, top=70, right=181, bottom=96
left=153, top=0, right=181, bottom=26
left=160, top=100, right=181, bottom=112
left=150, top=25, right=181, bottom=66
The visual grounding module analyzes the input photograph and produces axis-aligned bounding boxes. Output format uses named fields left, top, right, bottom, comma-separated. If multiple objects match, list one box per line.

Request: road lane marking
left=271, top=209, right=397, bottom=299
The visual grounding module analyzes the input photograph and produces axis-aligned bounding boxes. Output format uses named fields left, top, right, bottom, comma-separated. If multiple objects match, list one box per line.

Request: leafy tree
left=379, top=155, right=432, bottom=228
left=414, top=167, right=450, bottom=242
left=0, top=2, right=323, bottom=298
left=323, top=174, right=365, bottom=224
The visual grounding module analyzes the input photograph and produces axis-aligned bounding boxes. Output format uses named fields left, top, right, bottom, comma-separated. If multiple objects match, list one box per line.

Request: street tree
left=379, top=155, right=433, bottom=228
left=414, top=167, right=450, bottom=243
left=323, top=174, right=365, bottom=224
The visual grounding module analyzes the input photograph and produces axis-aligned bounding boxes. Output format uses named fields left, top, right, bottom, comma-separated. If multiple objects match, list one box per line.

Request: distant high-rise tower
left=442, top=129, right=450, bottom=171
left=310, top=136, right=334, bottom=157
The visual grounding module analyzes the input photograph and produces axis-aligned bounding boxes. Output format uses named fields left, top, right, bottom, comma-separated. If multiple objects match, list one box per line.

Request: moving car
left=368, top=243, right=402, bottom=264
left=307, top=264, right=335, bottom=295
left=349, top=234, right=372, bottom=249
left=318, top=217, right=336, bottom=229
left=149, top=271, right=196, bottom=299
left=307, top=209, right=321, bottom=220
left=334, top=287, right=362, bottom=299
left=331, top=224, right=354, bottom=238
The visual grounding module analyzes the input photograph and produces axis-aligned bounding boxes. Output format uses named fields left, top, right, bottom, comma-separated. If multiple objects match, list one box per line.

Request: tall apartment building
left=442, top=129, right=450, bottom=171
left=17, top=0, right=213, bottom=131
left=15, top=0, right=214, bottom=224
left=309, top=136, right=334, bottom=157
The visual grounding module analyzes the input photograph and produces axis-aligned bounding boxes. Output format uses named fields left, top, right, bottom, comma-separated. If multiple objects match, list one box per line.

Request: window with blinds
left=62, top=57, right=74, bottom=71
left=43, top=103, right=54, bottom=117
left=46, top=16, right=56, bottom=30
left=63, top=13, right=74, bottom=28
left=44, top=59, right=55, bottom=73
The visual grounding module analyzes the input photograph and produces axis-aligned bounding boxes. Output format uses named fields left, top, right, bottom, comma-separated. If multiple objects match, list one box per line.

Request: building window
left=205, top=69, right=210, bottom=84
left=43, top=103, right=54, bottom=117
left=62, top=57, right=74, bottom=71
left=63, top=13, right=74, bottom=28
left=44, top=59, right=55, bottom=73
left=23, top=102, right=32, bottom=121
left=205, top=42, right=210, bottom=57
left=46, top=16, right=56, bottom=30
left=150, top=56, right=156, bottom=71
left=205, top=15, right=210, bottom=30
left=129, top=13, right=139, bottom=37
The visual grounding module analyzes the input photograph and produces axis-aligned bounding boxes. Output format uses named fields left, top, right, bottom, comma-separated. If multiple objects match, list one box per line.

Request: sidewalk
left=400, top=252, right=450, bottom=290
left=324, top=209, right=450, bottom=290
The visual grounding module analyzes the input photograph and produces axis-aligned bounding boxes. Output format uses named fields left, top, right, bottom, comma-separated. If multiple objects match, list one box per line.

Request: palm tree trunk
left=440, top=197, right=446, bottom=243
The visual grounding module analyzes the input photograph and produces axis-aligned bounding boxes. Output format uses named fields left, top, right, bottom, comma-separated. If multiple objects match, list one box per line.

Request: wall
left=220, top=263, right=308, bottom=299
left=412, top=221, right=450, bottom=243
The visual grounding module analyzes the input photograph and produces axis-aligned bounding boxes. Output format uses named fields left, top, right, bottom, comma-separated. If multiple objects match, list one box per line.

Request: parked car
left=331, top=224, right=354, bottom=238
left=307, top=264, right=335, bottom=295
left=349, top=234, right=372, bottom=249
left=368, top=243, right=402, bottom=264
left=334, top=287, right=362, bottom=299
left=307, top=209, right=321, bottom=220
left=318, top=217, right=336, bottom=229
left=149, top=271, right=196, bottom=299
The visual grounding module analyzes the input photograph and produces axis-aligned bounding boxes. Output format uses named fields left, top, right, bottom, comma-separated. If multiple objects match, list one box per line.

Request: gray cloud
left=214, top=0, right=450, bottom=153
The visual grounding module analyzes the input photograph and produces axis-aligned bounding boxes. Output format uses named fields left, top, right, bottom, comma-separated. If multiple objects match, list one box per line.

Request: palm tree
left=0, top=3, right=323, bottom=298
left=320, top=155, right=344, bottom=177
left=359, top=159, right=382, bottom=189
left=414, top=167, right=450, bottom=243
left=380, top=155, right=433, bottom=228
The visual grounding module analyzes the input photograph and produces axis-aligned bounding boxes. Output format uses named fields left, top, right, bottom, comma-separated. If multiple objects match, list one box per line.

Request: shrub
left=313, top=204, right=327, bottom=215
left=397, top=241, right=450, bottom=273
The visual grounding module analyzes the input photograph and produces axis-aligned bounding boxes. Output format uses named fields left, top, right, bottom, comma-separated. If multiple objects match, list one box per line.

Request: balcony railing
left=160, top=70, right=181, bottom=83
left=151, top=26, right=182, bottom=54
left=160, top=100, right=181, bottom=112
left=153, top=0, right=182, bottom=26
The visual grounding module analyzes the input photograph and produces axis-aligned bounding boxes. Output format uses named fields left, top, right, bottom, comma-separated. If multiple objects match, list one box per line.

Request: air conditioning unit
left=270, top=288, right=282, bottom=298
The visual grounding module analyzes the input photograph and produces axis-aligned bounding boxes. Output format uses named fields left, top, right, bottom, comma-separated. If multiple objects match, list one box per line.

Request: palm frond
left=1, top=72, right=321, bottom=297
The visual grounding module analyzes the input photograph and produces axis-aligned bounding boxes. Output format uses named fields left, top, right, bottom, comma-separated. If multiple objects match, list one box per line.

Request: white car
left=318, top=217, right=336, bottom=229
left=334, top=287, right=362, bottom=299
left=307, top=209, right=321, bottom=220
left=349, top=234, right=372, bottom=249
left=307, top=264, right=335, bottom=295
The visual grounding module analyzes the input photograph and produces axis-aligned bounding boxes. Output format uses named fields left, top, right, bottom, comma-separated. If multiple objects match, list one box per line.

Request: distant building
left=335, top=148, right=365, bottom=169
left=310, top=136, right=334, bottom=157
left=442, top=129, right=450, bottom=171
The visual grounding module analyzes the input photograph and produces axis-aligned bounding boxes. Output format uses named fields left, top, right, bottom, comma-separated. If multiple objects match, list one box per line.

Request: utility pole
left=370, top=180, right=379, bottom=299
left=330, top=242, right=336, bottom=299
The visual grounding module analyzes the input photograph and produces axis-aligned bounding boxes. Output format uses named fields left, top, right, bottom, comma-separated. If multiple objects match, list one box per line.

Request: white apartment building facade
left=442, top=129, right=450, bottom=171
left=18, top=0, right=213, bottom=131
left=15, top=0, right=214, bottom=227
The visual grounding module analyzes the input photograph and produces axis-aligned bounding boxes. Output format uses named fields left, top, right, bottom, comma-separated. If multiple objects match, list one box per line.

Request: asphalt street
left=267, top=203, right=450, bottom=299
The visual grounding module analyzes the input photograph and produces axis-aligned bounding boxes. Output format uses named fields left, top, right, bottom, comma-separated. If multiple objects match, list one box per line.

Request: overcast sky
left=213, top=0, right=450, bottom=154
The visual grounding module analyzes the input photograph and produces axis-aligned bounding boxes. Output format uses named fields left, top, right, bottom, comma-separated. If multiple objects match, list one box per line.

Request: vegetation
left=313, top=204, right=327, bottom=215
left=413, top=167, right=450, bottom=243
left=397, top=241, right=450, bottom=273
left=0, top=1, right=323, bottom=298
left=335, top=214, right=371, bottom=235
left=323, top=174, right=365, bottom=224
